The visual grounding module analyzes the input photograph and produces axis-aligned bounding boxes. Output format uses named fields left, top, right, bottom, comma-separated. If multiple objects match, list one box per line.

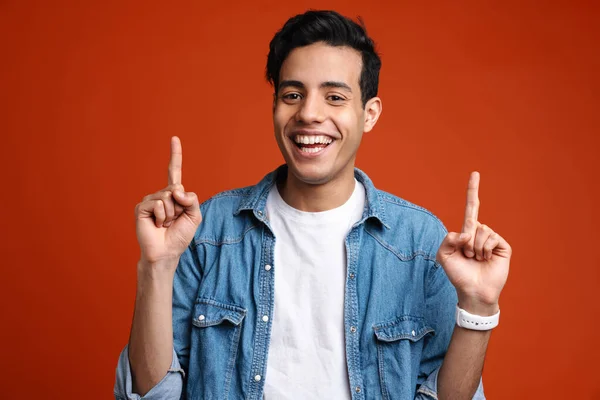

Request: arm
left=115, top=137, right=202, bottom=397
left=435, top=172, right=511, bottom=399
left=437, top=323, right=491, bottom=398
left=115, top=243, right=202, bottom=400
left=128, top=261, right=178, bottom=394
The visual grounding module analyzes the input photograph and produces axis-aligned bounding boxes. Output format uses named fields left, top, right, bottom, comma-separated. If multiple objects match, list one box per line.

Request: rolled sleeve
left=415, top=366, right=485, bottom=399
left=114, top=345, right=184, bottom=400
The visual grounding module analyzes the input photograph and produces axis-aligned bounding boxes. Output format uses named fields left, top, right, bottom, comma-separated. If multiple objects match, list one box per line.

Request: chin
left=287, top=161, right=338, bottom=186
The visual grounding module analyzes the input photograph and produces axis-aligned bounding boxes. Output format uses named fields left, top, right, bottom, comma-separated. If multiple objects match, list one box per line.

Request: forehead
left=279, top=42, right=363, bottom=88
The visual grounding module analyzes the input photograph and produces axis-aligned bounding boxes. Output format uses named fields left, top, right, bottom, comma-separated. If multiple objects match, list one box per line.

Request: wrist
left=457, top=296, right=499, bottom=316
left=137, top=259, right=178, bottom=281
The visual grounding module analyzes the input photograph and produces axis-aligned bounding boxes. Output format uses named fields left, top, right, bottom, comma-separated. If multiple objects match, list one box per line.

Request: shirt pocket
left=373, top=315, right=434, bottom=400
left=189, top=298, right=247, bottom=400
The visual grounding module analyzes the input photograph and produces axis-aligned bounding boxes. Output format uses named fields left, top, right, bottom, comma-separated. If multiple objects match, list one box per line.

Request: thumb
left=173, top=190, right=202, bottom=225
left=437, top=232, right=471, bottom=260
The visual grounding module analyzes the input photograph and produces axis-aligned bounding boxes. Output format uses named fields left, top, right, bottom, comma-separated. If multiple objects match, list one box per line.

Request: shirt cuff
left=114, top=345, right=184, bottom=400
left=415, top=366, right=486, bottom=399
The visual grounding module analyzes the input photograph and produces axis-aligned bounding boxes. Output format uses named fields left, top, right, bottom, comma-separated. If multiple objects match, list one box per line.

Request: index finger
left=168, top=136, right=183, bottom=185
left=461, top=171, right=480, bottom=233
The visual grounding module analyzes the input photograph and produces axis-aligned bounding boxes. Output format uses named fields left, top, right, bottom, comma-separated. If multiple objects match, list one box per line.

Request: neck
left=278, top=166, right=356, bottom=212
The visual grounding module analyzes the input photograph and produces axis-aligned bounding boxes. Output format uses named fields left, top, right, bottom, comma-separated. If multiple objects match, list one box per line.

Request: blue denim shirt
left=115, top=166, right=485, bottom=399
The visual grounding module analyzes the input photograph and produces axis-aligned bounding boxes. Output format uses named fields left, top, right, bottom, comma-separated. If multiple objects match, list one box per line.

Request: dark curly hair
left=266, top=10, right=381, bottom=107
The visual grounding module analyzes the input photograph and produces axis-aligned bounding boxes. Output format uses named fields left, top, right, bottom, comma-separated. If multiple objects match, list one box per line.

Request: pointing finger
left=462, top=171, right=480, bottom=233
left=461, top=172, right=480, bottom=258
left=168, top=136, right=183, bottom=186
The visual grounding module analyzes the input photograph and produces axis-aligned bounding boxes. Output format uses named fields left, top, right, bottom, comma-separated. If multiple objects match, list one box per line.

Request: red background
left=1, top=1, right=599, bottom=398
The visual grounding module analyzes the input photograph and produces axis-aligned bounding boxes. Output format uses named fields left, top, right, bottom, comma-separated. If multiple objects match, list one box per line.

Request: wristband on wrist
left=455, top=305, right=500, bottom=331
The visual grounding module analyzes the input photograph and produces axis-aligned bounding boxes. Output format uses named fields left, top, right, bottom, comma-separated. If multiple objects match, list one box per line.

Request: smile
left=292, top=134, right=334, bottom=155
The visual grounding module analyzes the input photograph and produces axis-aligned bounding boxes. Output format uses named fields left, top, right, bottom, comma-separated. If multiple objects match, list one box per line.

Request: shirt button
left=257, top=210, right=263, bottom=217
left=198, top=315, right=205, bottom=321
left=350, top=326, right=357, bottom=333
left=355, top=386, right=361, bottom=393
left=411, top=330, right=416, bottom=337
left=262, top=315, right=269, bottom=322
left=254, top=374, right=261, bottom=382
left=265, top=264, right=272, bottom=271
left=349, top=273, right=355, bottom=279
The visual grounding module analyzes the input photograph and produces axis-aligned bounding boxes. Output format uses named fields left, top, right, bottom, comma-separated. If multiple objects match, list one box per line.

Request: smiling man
left=115, top=10, right=511, bottom=400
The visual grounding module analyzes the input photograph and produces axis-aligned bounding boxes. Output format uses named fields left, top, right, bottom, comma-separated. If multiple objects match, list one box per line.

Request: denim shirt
left=115, top=165, right=485, bottom=400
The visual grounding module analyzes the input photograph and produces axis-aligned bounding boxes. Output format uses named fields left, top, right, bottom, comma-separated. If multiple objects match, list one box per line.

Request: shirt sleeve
left=114, top=239, right=203, bottom=400
left=415, top=365, right=485, bottom=399
left=113, top=345, right=184, bottom=400
left=414, top=225, right=485, bottom=399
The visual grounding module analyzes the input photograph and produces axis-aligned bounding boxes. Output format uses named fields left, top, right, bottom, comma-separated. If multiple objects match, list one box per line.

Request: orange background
left=1, top=1, right=599, bottom=398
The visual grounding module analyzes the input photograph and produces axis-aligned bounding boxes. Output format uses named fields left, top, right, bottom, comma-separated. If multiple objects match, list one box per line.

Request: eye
left=327, top=95, right=345, bottom=102
left=282, top=92, right=302, bottom=101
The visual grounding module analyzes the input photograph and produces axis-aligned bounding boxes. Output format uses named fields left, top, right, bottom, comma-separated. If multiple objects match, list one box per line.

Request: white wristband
left=455, top=305, right=500, bottom=331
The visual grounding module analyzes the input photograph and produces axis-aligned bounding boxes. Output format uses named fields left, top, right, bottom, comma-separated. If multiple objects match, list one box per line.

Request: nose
left=295, top=93, right=325, bottom=124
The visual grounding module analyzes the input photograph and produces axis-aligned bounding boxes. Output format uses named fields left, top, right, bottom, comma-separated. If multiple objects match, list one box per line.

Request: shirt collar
left=235, top=164, right=390, bottom=229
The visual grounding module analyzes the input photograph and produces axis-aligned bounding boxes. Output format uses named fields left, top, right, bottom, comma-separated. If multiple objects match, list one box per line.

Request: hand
left=135, top=137, right=202, bottom=266
left=436, top=172, right=512, bottom=315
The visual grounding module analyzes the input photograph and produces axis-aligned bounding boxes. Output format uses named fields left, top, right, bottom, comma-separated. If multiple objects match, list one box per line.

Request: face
left=273, top=42, right=382, bottom=186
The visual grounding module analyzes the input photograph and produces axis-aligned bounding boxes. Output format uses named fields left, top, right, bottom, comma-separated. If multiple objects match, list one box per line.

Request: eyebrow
left=279, top=80, right=352, bottom=93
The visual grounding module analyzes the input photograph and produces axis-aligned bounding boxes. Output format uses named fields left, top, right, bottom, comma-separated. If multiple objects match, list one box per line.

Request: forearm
left=128, top=260, right=177, bottom=396
left=437, top=301, right=496, bottom=399
left=437, top=325, right=490, bottom=399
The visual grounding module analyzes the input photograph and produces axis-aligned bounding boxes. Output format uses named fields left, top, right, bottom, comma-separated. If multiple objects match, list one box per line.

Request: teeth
left=294, top=135, right=333, bottom=145
left=300, top=146, right=325, bottom=153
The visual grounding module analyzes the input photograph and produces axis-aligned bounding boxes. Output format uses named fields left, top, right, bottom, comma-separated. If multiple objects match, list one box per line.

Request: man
left=115, top=10, right=511, bottom=399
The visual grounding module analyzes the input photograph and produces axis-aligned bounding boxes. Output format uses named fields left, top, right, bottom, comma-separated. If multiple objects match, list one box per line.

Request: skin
left=436, top=172, right=512, bottom=399
left=272, top=42, right=381, bottom=212
left=127, top=42, right=512, bottom=398
left=128, top=137, right=202, bottom=395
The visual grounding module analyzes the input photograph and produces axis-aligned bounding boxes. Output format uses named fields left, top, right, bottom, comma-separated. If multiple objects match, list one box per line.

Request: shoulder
left=199, top=186, right=254, bottom=213
left=377, top=189, right=446, bottom=232
left=368, top=189, right=448, bottom=260
left=193, top=185, right=260, bottom=246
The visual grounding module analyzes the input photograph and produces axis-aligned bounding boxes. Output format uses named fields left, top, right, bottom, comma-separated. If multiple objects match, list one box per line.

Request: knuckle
left=468, top=199, right=479, bottom=208
left=171, top=183, right=184, bottom=192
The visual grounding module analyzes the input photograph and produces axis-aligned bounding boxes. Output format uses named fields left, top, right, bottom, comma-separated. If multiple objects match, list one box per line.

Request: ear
left=363, top=97, right=382, bottom=133
left=272, top=92, right=277, bottom=113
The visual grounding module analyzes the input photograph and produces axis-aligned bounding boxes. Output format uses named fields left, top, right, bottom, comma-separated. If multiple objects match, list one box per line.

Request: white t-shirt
left=263, top=179, right=366, bottom=399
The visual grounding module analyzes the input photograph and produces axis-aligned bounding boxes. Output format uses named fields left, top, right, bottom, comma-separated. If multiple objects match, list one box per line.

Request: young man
left=115, top=10, right=511, bottom=400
